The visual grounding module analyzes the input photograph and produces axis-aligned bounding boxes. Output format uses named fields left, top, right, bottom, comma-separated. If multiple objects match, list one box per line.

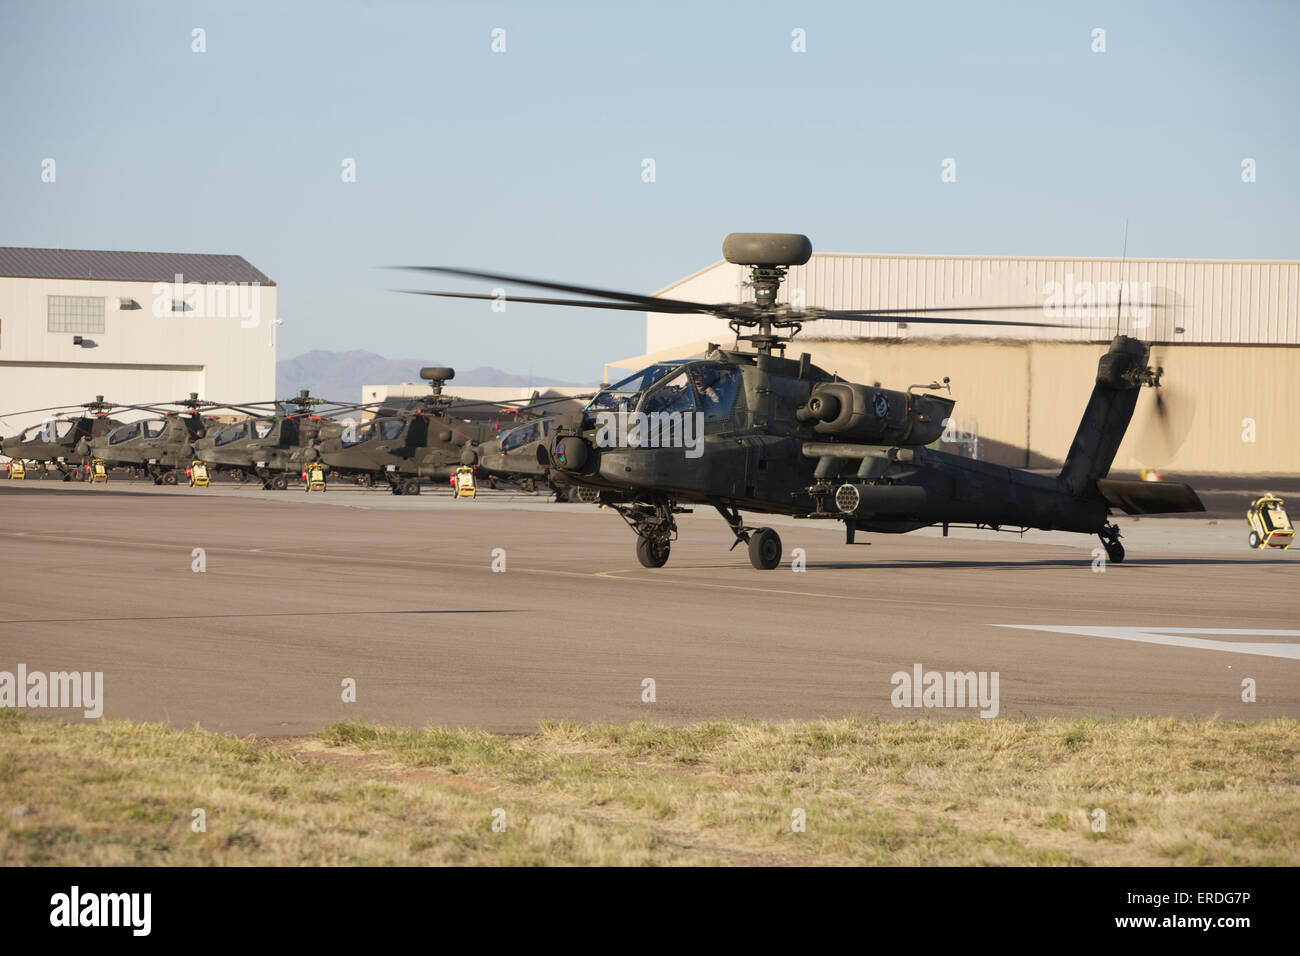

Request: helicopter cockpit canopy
left=499, top=417, right=554, bottom=453
left=19, top=420, right=75, bottom=443
left=341, top=417, right=406, bottom=448
left=252, top=418, right=275, bottom=440
left=108, top=419, right=167, bottom=445
left=213, top=421, right=249, bottom=446
left=589, top=360, right=742, bottom=423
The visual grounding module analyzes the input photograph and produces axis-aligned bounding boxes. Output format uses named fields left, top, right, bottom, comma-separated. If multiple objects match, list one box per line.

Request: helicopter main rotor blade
left=400, top=288, right=1076, bottom=329
left=491, top=392, right=597, bottom=409
left=814, top=311, right=1074, bottom=329
left=0, top=403, right=88, bottom=417
left=836, top=304, right=1106, bottom=315
left=396, top=289, right=705, bottom=314
left=393, top=266, right=729, bottom=315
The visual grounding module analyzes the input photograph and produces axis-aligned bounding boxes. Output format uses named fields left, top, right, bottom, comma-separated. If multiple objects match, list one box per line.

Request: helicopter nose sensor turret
left=550, top=436, right=592, bottom=473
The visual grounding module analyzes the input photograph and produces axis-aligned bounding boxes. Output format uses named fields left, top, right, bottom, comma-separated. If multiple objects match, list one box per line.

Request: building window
left=48, top=295, right=105, bottom=333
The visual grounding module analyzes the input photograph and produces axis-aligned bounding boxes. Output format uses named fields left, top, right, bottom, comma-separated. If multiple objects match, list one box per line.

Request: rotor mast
left=722, top=234, right=813, bottom=355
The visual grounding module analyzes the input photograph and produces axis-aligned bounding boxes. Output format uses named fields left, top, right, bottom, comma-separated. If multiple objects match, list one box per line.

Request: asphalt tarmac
left=1, top=480, right=1297, bottom=734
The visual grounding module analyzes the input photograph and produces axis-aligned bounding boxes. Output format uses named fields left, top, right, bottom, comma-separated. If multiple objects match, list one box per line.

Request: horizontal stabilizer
left=1096, top=478, right=1206, bottom=515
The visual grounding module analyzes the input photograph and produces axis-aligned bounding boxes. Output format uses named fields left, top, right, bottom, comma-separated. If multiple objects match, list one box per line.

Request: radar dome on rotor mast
left=722, top=234, right=812, bottom=314
left=420, top=367, right=455, bottom=383
left=721, top=233, right=813, bottom=267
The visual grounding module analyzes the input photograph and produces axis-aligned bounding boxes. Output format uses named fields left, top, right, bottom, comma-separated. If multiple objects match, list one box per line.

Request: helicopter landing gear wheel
left=162, top=471, right=178, bottom=486
left=636, top=535, right=671, bottom=568
left=614, top=496, right=682, bottom=569
left=1099, top=524, right=1124, bottom=563
left=747, top=527, right=782, bottom=570
left=402, top=479, right=421, bottom=495
left=270, top=474, right=289, bottom=491
left=713, top=502, right=779, bottom=569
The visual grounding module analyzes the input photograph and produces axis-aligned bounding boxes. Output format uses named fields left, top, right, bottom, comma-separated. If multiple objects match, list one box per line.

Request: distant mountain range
left=276, top=349, right=578, bottom=401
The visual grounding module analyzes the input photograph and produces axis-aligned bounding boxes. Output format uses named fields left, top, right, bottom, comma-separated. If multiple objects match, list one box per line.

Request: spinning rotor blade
left=1134, top=354, right=1197, bottom=468
left=813, top=310, right=1073, bottom=330
left=397, top=290, right=666, bottom=313
left=393, top=266, right=724, bottom=314
left=401, top=289, right=1068, bottom=328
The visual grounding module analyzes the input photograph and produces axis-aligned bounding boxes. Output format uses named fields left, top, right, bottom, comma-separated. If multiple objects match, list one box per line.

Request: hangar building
left=0, top=248, right=276, bottom=441
left=610, top=251, right=1299, bottom=476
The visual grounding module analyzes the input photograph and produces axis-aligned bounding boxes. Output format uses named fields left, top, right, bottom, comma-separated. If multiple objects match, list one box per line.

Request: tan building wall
left=609, top=337, right=1298, bottom=476
left=782, top=339, right=1299, bottom=476
left=615, top=249, right=1298, bottom=477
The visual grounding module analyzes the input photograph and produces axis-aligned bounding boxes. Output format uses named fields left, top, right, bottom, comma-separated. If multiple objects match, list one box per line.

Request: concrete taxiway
left=1, top=480, right=1297, bottom=734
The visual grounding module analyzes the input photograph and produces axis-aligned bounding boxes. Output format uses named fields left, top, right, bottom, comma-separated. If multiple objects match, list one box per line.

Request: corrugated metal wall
left=650, top=254, right=1300, bottom=350
left=635, top=253, right=1298, bottom=475
left=797, top=339, right=1299, bottom=476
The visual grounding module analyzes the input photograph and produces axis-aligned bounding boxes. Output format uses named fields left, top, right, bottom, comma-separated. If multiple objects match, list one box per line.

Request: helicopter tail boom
left=1057, top=334, right=1204, bottom=514
left=1058, top=335, right=1149, bottom=499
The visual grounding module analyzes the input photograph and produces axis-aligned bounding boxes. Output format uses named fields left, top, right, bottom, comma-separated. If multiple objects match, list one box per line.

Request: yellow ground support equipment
left=306, top=462, right=327, bottom=492
left=189, top=460, right=210, bottom=488
left=454, top=466, right=477, bottom=499
left=8, top=460, right=25, bottom=480
left=89, top=459, right=109, bottom=483
left=1246, top=494, right=1293, bottom=550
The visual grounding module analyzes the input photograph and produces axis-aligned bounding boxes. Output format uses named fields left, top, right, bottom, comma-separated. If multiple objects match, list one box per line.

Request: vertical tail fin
left=1059, top=335, right=1150, bottom=497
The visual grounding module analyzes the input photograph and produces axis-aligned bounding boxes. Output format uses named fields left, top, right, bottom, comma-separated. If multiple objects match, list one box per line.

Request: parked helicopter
left=399, top=233, right=1203, bottom=569
left=0, top=396, right=135, bottom=479
left=471, top=405, right=598, bottom=500
left=193, top=390, right=354, bottom=490
left=87, top=393, right=243, bottom=484
left=321, top=368, right=515, bottom=494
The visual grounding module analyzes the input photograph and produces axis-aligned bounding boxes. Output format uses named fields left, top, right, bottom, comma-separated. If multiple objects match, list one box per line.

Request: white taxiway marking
left=995, top=626, right=1300, bottom=661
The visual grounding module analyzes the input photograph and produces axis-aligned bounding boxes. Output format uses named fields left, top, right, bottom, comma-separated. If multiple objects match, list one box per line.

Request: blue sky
left=2, top=0, right=1296, bottom=382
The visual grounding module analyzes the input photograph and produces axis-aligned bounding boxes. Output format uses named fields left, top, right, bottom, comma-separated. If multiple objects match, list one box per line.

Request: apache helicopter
left=88, top=393, right=238, bottom=484
left=471, top=402, right=597, bottom=499
left=0, top=396, right=135, bottom=479
left=321, top=368, right=515, bottom=494
left=399, top=233, right=1203, bottom=569
left=193, top=390, right=354, bottom=489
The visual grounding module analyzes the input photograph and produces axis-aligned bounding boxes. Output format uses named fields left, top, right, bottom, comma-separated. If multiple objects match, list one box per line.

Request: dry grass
left=1, top=709, right=1297, bottom=865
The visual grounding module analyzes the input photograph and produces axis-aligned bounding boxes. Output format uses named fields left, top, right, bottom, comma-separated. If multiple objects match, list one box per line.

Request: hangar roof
left=0, top=247, right=274, bottom=285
